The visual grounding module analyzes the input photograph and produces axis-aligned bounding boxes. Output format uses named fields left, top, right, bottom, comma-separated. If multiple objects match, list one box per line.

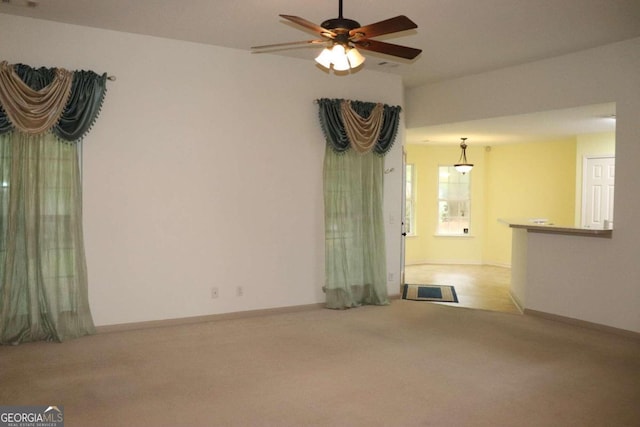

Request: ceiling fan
left=251, top=0, right=422, bottom=71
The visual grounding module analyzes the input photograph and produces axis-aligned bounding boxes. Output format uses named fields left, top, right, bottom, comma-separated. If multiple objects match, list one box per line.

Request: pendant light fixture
left=454, top=137, right=474, bottom=174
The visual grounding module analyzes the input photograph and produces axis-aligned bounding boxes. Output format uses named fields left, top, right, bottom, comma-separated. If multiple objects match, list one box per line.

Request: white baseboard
left=405, top=260, right=509, bottom=268
left=524, top=309, right=640, bottom=340
left=405, top=259, right=485, bottom=266
left=483, top=261, right=512, bottom=269
left=509, top=291, right=524, bottom=313
left=96, top=303, right=325, bottom=334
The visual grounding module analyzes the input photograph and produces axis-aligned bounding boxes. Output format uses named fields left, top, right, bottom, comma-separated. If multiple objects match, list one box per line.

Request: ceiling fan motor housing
left=321, top=18, right=361, bottom=31
left=322, top=18, right=361, bottom=44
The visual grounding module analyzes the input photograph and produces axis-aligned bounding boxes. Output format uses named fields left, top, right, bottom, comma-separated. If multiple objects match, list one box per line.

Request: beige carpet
left=1, top=301, right=639, bottom=426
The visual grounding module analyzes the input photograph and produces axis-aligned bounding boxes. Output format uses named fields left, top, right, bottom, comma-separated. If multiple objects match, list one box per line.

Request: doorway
left=582, top=155, right=615, bottom=229
left=401, top=104, right=616, bottom=314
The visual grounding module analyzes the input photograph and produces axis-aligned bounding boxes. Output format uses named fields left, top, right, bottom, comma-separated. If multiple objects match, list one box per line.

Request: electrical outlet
left=236, top=286, right=243, bottom=297
left=388, top=272, right=395, bottom=282
left=211, top=287, right=219, bottom=299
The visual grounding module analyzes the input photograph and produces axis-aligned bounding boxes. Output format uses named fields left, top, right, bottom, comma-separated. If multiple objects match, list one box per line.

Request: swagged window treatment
left=318, top=98, right=401, bottom=309
left=0, top=61, right=107, bottom=344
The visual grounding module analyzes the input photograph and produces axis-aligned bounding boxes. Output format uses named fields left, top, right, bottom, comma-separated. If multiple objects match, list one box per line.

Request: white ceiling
left=2, top=0, right=639, bottom=88
left=0, top=0, right=634, bottom=143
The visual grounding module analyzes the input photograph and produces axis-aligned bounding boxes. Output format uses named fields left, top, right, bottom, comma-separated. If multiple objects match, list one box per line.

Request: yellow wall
left=483, top=139, right=576, bottom=266
left=405, top=138, right=577, bottom=266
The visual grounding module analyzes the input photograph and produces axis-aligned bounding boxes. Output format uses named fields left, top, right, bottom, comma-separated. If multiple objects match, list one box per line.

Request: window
left=405, top=163, right=416, bottom=236
left=437, top=166, right=471, bottom=235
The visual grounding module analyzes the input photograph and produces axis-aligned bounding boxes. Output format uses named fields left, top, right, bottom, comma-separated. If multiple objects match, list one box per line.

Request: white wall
left=406, top=37, right=640, bottom=333
left=0, top=14, right=405, bottom=326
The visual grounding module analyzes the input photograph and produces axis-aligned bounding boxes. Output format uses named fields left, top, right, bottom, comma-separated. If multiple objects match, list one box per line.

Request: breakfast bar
left=499, top=218, right=613, bottom=315
left=504, top=218, right=613, bottom=238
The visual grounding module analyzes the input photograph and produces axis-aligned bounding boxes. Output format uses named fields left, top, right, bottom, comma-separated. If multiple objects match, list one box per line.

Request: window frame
left=404, top=163, right=416, bottom=236
left=436, top=165, right=472, bottom=236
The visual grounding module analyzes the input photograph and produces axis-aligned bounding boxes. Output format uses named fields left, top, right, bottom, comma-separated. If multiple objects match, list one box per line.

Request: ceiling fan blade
left=280, top=15, right=336, bottom=38
left=251, top=40, right=325, bottom=50
left=354, top=39, right=422, bottom=60
left=349, top=15, right=417, bottom=39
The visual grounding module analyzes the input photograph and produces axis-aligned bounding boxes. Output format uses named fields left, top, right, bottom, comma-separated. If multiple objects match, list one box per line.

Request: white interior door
left=582, top=156, right=615, bottom=228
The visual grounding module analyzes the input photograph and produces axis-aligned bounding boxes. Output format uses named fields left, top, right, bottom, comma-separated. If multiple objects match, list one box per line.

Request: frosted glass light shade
left=331, top=45, right=350, bottom=71
left=315, top=48, right=333, bottom=69
left=346, top=48, right=365, bottom=68
left=454, top=164, right=474, bottom=174
left=331, top=44, right=346, bottom=57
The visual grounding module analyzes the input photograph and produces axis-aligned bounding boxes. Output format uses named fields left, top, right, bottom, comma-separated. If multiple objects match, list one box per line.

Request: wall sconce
left=454, top=137, right=474, bottom=174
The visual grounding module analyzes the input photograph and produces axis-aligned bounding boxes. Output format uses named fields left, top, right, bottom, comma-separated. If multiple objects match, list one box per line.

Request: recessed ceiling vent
left=377, top=61, right=399, bottom=68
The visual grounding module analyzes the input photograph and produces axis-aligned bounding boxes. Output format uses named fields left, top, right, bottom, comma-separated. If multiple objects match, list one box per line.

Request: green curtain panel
left=0, top=133, right=95, bottom=343
left=0, top=62, right=106, bottom=343
left=319, top=99, right=400, bottom=309
left=323, top=147, right=388, bottom=308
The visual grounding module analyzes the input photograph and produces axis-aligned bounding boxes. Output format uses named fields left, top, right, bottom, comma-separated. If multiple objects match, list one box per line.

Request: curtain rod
left=107, top=75, right=116, bottom=81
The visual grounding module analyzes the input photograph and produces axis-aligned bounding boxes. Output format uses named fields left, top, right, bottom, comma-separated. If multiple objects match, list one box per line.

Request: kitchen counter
left=499, top=218, right=612, bottom=238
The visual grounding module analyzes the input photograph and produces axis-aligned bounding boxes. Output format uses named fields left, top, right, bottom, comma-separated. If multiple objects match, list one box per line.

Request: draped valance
left=0, top=61, right=107, bottom=142
left=317, top=98, right=401, bottom=156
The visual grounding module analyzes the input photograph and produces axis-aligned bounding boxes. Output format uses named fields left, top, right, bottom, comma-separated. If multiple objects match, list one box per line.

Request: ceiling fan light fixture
left=315, top=44, right=365, bottom=71
left=255, top=1, right=421, bottom=72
